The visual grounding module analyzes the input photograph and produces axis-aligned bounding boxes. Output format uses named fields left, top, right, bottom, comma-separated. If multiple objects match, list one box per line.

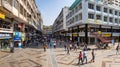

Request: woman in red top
left=77, top=51, right=83, bottom=65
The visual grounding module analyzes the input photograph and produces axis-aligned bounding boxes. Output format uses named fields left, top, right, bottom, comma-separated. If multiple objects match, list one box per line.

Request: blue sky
left=35, top=0, right=75, bottom=26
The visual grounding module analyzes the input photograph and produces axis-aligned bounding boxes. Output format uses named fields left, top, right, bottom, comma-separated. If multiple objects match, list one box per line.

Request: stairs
left=91, top=32, right=111, bottom=43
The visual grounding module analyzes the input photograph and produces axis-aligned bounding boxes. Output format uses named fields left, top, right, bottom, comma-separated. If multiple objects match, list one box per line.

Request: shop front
left=0, top=33, right=12, bottom=52
left=13, top=32, right=22, bottom=47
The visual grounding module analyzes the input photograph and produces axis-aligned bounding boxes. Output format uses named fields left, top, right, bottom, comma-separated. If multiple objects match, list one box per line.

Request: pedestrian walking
left=70, top=43, right=72, bottom=50
left=43, top=44, right=47, bottom=52
left=116, top=44, right=119, bottom=55
left=77, top=51, right=83, bottom=65
left=90, top=49, right=95, bottom=63
left=67, top=46, right=70, bottom=55
left=64, top=44, right=67, bottom=51
left=49, top=40, right=53, bottom=47
left=83, top=50, right=87, bottom=64
left=84, top=43, right=87, bottom=50
left=74, top=42, right=77, bottom=51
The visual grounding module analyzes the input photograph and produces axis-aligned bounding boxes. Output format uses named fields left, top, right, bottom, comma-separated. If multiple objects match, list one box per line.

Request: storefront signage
left=60, top=34, right=65, bottom=36
left=66, top=33, right=72, bottom=36
left=0, top=13, right=5, bottom=19
left=0, top=33, right=12, bottom=39
left=102, top=34, right=111, bottom=37
left=21, top=33, right=26, bottom=41
left=79, top=32, right=85, bottom=36
left=73, top=33, right=78, bottom=37
left=14, top=32, right=21, bottom=41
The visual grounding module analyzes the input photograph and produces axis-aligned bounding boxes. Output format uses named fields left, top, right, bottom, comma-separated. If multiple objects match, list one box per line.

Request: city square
left=0, top=0, right=120, bottom=67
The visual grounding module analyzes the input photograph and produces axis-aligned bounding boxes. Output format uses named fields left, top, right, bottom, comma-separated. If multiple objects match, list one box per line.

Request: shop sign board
left=14, top=32, right=21, bottom=41
left=73, top=33, right=78, bottom=37
left=0, top=33, right=12, bottom=39
left=102, top=33, right=111, bottom=37
left=21, top=33, right=26, bottom=41
left=79, top=32, right=85, bottom=36
left=0, top=13, right=5, bottom=19
left=60, top=34, right=65, bottom=36
left=66, top=33, right=71, bottom=36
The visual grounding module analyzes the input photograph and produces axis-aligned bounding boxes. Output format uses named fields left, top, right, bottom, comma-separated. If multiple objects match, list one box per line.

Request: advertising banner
left=21, top=32, right=26, bottom=41
left=0, top=33, right=12, bottom=39
left=0, top=12, right=5, bottom=19
left=14, top=32, right=21, bottom=41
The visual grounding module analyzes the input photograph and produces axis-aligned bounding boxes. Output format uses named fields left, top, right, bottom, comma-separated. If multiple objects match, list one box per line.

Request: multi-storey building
left=66, top=0, right=120, bottom=44
left=53, top=7, right=69, bottom=39
left=0, top=0, right=43, bottom=51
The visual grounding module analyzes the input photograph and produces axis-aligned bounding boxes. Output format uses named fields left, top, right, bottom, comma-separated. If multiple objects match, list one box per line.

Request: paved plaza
left=0, top=43, right=120, bottom=67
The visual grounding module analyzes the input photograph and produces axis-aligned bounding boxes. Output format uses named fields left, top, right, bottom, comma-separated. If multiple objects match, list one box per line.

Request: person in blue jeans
left=83, top=49, right=87, bottom=63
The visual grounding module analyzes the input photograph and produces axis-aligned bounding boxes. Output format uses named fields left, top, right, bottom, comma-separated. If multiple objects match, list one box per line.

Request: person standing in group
left=53, top=41, right=56, bottom=49
left=116, top=44, right=119, bottom=55
left=77, top=51, right=83, bottom=65
left=83, top=49, right=87, bottom=64
left=90, top=49, right=95, bottom=62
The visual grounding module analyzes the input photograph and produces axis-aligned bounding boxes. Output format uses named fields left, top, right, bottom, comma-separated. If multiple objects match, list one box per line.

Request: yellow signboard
left=103, top=34, right=111, bottom=37
left=73, top=33, right=78, bottom=37
left=0, top=13, right=5, bottom=19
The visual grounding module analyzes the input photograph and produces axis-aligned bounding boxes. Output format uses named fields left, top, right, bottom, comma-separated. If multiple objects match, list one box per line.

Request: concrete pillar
left=95, top=38, right=98, bottom=44
left=85, top=24, right=88, bottom=44
left=119, top=27, right=120, bottom=42
left=111, top=26, right=113, bottom=37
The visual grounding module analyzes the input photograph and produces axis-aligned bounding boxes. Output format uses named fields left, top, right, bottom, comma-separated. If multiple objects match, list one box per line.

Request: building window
left=20, top=4, right=24, bottom=15
left=96, top=5, right=101, bottom=11
left=79, top=13, right=82, bottom=20
left=119, top=20, right=120, bottom=24
left=104, top=8, right=108, bottom=13
left=96, top=15, right=101, bottom=20
left=75, top=7, right=78, bottom=12
left=78, top=3, right=82, bottom=10
left=104, top=16, right=107, bottom=22
left=115, top=11, right=118, bottom=15
left=5, top=0, right=12, bottom=6
left=75, top=15, right=79, bottom=22
left=109, top=9, right=113, bottom=14
left=23, top=0, right=27, bottom=6
left=24, top=9, right=27, bottom=18
left=88, top=3, right=94, bottom=9
left=109, top=17, right=113, bottom=22
left=88, top=13, right=94, bottom=19
left=115, top=19, right=118, bottom=23
left=71, top=10, right=74, bottom=15
left=14, top=0, right=19, bottom=9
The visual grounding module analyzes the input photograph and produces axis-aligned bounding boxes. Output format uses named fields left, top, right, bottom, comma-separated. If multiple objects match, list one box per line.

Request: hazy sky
left=35, top=0, right=75, bottom=26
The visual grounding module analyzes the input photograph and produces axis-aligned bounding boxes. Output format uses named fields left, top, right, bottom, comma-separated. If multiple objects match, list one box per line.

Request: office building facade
left=66, top=0, right=120, bottom=44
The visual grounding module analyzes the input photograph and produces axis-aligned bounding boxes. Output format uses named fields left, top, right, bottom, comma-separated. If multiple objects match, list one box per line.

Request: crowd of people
left=41, top=38, right=97, bottom=65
